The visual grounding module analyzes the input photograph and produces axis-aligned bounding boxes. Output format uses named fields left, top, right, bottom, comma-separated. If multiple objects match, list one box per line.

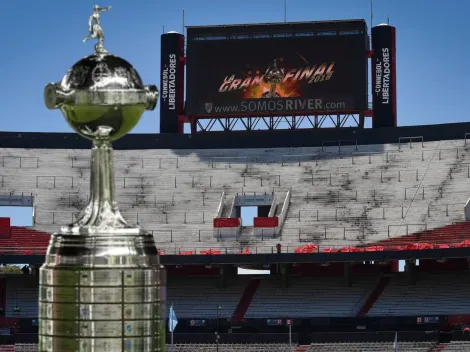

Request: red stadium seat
left=239, top=247, right=251, bottom=255
left=200, top=248, right=222, bottom=255
left=295, top=244, right=318, bottom=253
left=179, top=251, right=194, bottom=255
left=365, top=245, right=385, bottom=252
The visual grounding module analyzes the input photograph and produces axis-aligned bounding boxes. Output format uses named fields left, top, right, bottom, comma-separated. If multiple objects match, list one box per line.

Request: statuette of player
left=83, top=5, right=112, bottom=53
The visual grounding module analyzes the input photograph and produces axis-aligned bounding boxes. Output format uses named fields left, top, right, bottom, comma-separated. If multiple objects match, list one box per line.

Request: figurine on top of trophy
left=40, top=5, right=165, bottom=352
left=83, top=4, right=112, bottom=53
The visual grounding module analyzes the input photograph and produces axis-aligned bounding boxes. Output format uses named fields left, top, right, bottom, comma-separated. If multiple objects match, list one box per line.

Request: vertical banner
left=160, top=32, right=185, bottom=133
left=371, top=25, right=397, bottom=128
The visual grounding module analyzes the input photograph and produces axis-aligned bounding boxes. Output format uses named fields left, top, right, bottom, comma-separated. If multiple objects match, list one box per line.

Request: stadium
left=1, top=12, right=470, bottom=352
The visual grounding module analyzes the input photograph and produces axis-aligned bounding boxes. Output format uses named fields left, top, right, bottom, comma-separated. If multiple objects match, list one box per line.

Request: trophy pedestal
left=39, top=142, right=166, bottom=352
left=39, top=233, right=165, bottom=352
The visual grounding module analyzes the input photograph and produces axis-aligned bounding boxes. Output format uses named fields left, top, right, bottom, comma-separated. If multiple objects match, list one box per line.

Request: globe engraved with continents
left=44, top=54, right=158, bottom=141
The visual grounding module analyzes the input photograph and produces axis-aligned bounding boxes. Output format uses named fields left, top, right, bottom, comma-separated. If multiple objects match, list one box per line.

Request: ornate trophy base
left=39, top=233, right=165, bottom=352
left=38, top=142, right=166, bottom=352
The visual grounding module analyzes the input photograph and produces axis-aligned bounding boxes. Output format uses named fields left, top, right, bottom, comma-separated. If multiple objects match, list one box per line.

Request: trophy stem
left=63, top=140, right=134, bottom=234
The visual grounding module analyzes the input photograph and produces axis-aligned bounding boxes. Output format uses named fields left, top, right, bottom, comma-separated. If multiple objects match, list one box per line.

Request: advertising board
left=186, top=32, right=368, bottom=116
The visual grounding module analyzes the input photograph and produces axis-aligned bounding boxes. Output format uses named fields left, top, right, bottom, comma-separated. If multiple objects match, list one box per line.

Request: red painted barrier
left=0, top=218, right=10, bottom=239
left=213, top=218, right=240, bottom=228
left=0, top=317, right=19, bottom=328
left=253, top=217, right=279, bottom=228
left=448, top=314, right=470, bottom=325
left=0, top=227, right=10, bottom=239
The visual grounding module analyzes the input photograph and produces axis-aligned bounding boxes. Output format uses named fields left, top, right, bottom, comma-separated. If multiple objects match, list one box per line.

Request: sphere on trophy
left=44, top=4, right=158, bottom=142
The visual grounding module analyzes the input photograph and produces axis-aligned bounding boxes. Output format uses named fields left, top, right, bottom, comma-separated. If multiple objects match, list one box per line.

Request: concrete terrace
left=0, top=136, right=469, bottom=253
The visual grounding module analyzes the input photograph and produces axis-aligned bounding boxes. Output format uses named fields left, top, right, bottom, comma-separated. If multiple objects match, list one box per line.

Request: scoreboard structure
left=160, top=20, right=397, bottom=133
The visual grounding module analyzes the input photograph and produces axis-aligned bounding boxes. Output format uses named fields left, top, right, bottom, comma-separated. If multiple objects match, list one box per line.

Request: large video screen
left=186, top=34, right=368, bottom=116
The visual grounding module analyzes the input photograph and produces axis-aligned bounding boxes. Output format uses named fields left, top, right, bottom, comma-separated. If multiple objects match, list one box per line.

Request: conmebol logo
left=205, top=102, right=213, bottom=113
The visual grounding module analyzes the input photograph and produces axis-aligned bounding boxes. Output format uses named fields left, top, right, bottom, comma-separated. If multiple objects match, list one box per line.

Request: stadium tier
left=441, top=341, right=470, bottom=351
left=306, top=341, right=436, bottom=351
left=163, top=344, right=292, bottom=352
left=368, top=272, right=470, bottom=317
left=5, top=345, right=36, bottom=352
left=4, top=271, right=470, bottom=320
left=1, top=137, right=470, bottom=254
left=244, top=276, right=375, bottom=318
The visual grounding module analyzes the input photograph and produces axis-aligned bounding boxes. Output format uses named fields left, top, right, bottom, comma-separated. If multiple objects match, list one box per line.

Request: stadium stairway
left=432, top=344, right=448, bottom=352
left=357, top=276, right=391, bottom=316
left=232, top=278, right=261, bottom=321
left=0, top=347, right=15, bottom=352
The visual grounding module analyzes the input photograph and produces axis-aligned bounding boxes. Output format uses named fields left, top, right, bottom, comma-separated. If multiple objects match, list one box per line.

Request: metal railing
left=0, top=156, right=39, bottom=168
left=36, top=175, right=74, bottom=188
left=398, top=136, right=424, bottom=150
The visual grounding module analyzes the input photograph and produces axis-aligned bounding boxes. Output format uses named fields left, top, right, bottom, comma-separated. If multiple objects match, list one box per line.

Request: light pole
left=286, top=319, right=293, bottom=349
left=216, top=305, right=221, bottom=352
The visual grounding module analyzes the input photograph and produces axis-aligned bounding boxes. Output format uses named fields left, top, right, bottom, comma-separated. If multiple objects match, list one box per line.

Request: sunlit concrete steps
left=1, top=138, right=470, bottom=250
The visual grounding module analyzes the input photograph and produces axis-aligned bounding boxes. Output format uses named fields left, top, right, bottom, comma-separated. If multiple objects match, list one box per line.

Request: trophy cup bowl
left=44, top=54, right=158, bottom=141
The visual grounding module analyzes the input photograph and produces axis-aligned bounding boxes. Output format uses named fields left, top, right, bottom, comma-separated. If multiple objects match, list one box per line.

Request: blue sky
left=0, top=0, right=468, bottom=135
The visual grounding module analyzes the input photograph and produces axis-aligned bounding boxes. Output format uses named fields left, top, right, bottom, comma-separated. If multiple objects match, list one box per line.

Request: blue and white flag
left=168, top=305, right=178, bottom=332
left=393, top=332, right=398, bottom=352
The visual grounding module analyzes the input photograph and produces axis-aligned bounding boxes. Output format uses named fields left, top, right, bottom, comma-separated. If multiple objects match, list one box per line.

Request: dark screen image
left=186, top=35, right=367, bottom=116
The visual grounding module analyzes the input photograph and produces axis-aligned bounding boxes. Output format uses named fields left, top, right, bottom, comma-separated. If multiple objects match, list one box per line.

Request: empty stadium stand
left=440, top=341, right=470, bottom=351
left=245, top=276, right=376, bottom=318
left=164, top=344, right=292, bottom=352
left=4, top=276, right=38, bottom=318
left=0, top=341, right=448, bottom=352
left=168, top=277, right=248, bottom=318
left=368, top=272, right=470, bottom=316
left=372, top=221, right=470, bottom=248
left=0, top=227, right=50, bottom=255
left=4, top=269, right=470, bottom=321
left=12, top=344, right=37, bottom=352
left=5, top=269, right=470, bottom=321
left=306, top=341, right=436, bottom=351
left=1, top=137, right=470, bottom=254
left=2, top=274, right=378, bottom=321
